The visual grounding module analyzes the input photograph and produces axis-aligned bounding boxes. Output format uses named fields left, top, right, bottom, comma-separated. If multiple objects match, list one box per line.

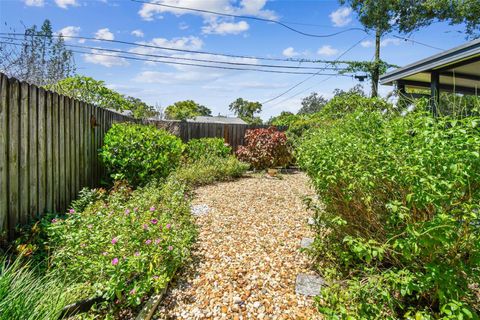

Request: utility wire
left=0, top=32, right=357, bottom=64
left=0, top=40, right=354, bottom=76
left=261, top=36, right=368, bottom=104
left=0, top=36, right=346, bottom=71
left=131, top=0, right=367, bottom=38
left=392, top=35, right=444, bottom=51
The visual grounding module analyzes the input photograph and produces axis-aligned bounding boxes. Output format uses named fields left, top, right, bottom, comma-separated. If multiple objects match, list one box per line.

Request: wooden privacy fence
left=0, top=73, right=138, bottom=238
left=149, top=121, right=285, bottom=150
left=0, top=73, right=286, bottom=238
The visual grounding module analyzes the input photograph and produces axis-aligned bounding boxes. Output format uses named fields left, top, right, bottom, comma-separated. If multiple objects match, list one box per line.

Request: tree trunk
left=371, top=28, right=381, bottom=98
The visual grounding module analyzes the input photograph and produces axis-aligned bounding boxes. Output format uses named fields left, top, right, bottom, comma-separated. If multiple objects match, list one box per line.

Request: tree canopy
left=228, top=98, right=263, bottom=125
left=0, top=19, right=75, bottom=85
left=45, top=75, right=158, bottom=119
left=164, top=100, right=211, bottom=120
left=298, top=92, right=329, bottom=115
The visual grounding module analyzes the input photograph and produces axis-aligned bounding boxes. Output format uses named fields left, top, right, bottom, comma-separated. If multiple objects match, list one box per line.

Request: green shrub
left=172, top=156, right=248, bottom=187
left=0, top=257, right=73, bottom=320
left=184, top=138, right=231, bottom=162
left=45, top=180, right=196, bottom=307
left=236, top=127, right=292, bottom=169
left=297, top=109, right=480, bottom=318
left=100, top=123, right=183, bottom=186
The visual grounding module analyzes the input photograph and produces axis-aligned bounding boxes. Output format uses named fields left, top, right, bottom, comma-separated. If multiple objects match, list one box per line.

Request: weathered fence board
left=0, top=74, right=135, bottom=237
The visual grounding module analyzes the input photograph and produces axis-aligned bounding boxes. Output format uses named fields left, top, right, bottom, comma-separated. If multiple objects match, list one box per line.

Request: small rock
left=300, top=237, right=314, bottom=249
left=295, top=273, right=325, bottom=296
left=253, top=301, right=261, bottom=308
left=307, top=217, right=315, bottom=225
left=191, top=204, right=210, bottom=216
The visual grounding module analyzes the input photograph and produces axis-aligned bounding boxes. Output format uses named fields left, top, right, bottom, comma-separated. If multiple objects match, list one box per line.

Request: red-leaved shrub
left=236, top=127, right=292, bottom=169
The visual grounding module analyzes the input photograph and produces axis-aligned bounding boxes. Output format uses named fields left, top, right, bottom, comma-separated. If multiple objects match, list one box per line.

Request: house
left=187, top=116, right=247, bottom=125
left=380, top=39, right=480, bottom=115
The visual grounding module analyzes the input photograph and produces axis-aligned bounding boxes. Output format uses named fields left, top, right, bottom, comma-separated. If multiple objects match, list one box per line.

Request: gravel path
left=155, top=172, right=320, bottom=320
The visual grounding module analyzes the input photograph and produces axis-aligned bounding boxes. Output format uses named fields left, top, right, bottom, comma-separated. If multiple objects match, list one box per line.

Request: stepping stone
left=307, top=217, right=315, bottom=225
left=300, top=237, right=314, bottom=249
left=295, top=273, right=325, bottom=297
left=190, top=204, right=210, bottom=216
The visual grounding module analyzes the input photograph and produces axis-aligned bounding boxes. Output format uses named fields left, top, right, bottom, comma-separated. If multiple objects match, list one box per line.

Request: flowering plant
left=46, top=180, right=195, bottom=306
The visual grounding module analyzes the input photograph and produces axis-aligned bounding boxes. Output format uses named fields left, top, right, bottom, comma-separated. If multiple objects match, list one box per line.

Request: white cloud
left=134, top=70, right=222, bottom=84
left=282, top=47, right=299, bottom=57
left=57, top=26, right=80, bottom=41
left=83, top=49, right=128, bottom=67
left=24, top=0, right=44, bottom=7
left=329, top=7, right=352, bottom=27
left=317, top=45, right=339, bottom=56
left=95, top=28, right=115, bottom=40
left=55, top=0, right=78, bottom=9
left=138, top=0, right=277, bottom=22
left=361, top=38, right=401, bottom=48
left=202, top=20, right=249, bottom=35
left=129, top=36, right=203, bottom=56
left=179, top=22, right=189, bottom=30
left=131, top=29, right=144, bottom=37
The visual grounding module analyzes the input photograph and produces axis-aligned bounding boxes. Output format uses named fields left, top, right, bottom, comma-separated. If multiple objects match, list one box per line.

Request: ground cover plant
left=297, top=107, right=480, bottom=318
left=101, top=123, right=183, bottom=186
left=236, top=127, right=292, bottom=169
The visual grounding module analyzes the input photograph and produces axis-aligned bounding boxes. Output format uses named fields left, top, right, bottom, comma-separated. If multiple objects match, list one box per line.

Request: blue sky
left=0, top=0, right=471, bottom=119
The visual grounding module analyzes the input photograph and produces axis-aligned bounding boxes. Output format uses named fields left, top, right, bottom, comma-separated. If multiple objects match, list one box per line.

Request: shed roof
left=187, top=116, right=247, bottom=124
left=380, top=39, right=480, bottom=94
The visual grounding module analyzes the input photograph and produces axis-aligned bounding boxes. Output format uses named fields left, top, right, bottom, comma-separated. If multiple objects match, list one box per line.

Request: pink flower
left=134, top=251, right=140, bottom=256
left=168, top=245, right=173, bottom=251
left=166, top=223, right=171, bottom=229
left=87, top=224, right=93, bottom=229
left=111, top=237, right=118, bottom=245
left=145, top=239, right=152, bottom=245
left=51, top=218, right=58, bottom=223
left=125, top=209, right=130, bottom=215
left=102, top=252, right=108, bottom=256
left=153, top=275, right=159, bottom=280
left=68, top=209, right=75, bottom=214
left=143, top=224, right=149, bottom=230
left=150, top=219, right=158, bottom=225
left=129, top=288, right=136, bottom=295
left=154, top=239, right=161, bottom=245
left=80, top=243, right=86, bottom=248
left=150, top=206, right=155, bottom=212
left=111, top=258, right=119, bottom=265
left=134, top=207, right=138, bottom=212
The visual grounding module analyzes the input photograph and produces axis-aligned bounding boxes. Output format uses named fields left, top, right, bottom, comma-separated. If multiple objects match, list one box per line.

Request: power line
left=392, top=35, right=444, bottom=51
left=261, top=36, right=368, bottom=104
left=131, top=0, right=367, bottom=38
left=0, top=40, right=354, bottom=76
left=0, top=36, right=346, bottom=71
left=0, top=32, right=362, bottom=64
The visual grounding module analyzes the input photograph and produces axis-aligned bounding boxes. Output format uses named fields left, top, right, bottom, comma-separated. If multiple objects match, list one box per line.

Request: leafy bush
left=0, top=257, right=73, bottom=320
left=183, top=138, right=231, bottom=162
left=101, top=123, right=183, bottom=186
left=236, top=127, right=292, bottom=169
left=45, top=179, right=196, bottom=307
left=297, top=109, right=480, bottom=318
left=172, top=156, right=248, bottom=187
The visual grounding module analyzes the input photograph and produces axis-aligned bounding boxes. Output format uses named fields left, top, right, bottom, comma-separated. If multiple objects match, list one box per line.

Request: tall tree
left=298, top=92, right=328, bottom=115
left=339, top=0, right=480, bottom=97
left=165, top=100, right=211, bottom=120
left=228, top=98, right=263, bottom=124
left=0, top=20, right=75, bottom=85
